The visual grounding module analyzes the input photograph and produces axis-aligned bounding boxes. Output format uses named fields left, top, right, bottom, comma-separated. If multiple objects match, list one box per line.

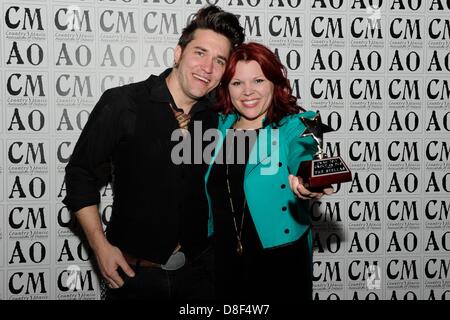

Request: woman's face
left=228, top=60, right=274, bottom=126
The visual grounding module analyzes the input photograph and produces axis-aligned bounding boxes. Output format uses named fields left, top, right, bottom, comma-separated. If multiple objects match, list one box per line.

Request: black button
left=281, top=184, right=286, bottom=189
left=278, top=162, right=283, bottom=167
left=284, top=229, right=290, bottom=234
left=282, top=206, right=287, bottom=211
left=272, top=140, right=277, bottom=145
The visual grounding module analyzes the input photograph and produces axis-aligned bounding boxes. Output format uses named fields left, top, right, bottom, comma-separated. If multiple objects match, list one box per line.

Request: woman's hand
left=288, top=174, right=334, bottom=200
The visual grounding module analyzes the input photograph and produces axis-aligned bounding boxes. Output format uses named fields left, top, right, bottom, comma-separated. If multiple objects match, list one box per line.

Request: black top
left=63, top=69, right=218, bottom=263
left=207, top=129, right=262, bottom=257
left=207, top=128, right=313, bottom=300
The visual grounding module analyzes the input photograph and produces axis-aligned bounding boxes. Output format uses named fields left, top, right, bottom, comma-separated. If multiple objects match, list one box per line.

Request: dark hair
left=217, top=42, right=304, bottom=124
left=178, top=5, right=244, bottom=50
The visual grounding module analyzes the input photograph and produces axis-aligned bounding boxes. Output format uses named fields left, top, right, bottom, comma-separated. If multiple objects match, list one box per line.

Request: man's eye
left=216, top=59, right=225, bottom=66
left=196, top=51, right=204, bottom=56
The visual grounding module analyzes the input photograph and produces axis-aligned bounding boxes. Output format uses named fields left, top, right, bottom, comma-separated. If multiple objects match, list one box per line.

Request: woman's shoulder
left=277, top=110, right=317, bottom=129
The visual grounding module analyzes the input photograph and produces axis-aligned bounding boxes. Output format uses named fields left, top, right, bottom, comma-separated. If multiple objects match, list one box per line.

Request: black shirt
left=63, top=69, right=218, bottom=263
left=207, top=129, right=262, bottom=257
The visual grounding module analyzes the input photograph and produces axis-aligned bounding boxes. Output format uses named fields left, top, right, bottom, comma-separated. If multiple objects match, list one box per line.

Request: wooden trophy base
left=299, top=156, right=352, bottom=189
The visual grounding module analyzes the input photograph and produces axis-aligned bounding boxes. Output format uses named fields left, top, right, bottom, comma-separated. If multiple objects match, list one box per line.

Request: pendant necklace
left=225, top=131, right=246, bottom=256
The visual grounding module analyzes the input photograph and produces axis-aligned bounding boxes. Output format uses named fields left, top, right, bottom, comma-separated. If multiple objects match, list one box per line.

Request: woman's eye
left=255, top=79, right=264, bottom=84
left=231, top=81, right=241, bottom=86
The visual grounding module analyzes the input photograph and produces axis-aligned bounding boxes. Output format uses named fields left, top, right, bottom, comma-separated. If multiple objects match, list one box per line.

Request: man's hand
left=94, top=240, right=135, bottom=289
left=75, top=205, right=135, bottom=289
left=288, top=174, right=334, bottom=200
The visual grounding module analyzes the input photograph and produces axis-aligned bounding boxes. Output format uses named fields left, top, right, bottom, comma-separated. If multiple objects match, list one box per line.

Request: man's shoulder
left=98, top=76, right=158, bottom=112
left=103, top=77, right=152, bottom=99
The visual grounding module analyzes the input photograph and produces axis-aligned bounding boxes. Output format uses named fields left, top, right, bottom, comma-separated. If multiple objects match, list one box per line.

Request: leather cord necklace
left=169, top=103, right=191, bottom=130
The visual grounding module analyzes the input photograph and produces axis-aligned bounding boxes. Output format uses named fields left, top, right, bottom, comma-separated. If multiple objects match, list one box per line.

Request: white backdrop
left=0, top=0, right=449, bottom=300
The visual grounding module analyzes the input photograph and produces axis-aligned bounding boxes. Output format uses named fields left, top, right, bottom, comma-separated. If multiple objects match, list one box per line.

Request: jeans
left=105, top=245, right=214, bottom=300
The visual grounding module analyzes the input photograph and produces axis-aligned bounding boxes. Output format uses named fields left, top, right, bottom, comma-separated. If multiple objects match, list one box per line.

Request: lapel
left=245, top=115, right=292, bottom=177
left=244, top=124, right=276, bottom=177
left=204, top=113, right=237, bottom=183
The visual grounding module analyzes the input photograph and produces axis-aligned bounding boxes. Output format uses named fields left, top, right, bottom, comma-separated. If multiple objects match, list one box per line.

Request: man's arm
left=63, top=90, right=135, bottom=288
left=76, top=205, right=135, bottom=288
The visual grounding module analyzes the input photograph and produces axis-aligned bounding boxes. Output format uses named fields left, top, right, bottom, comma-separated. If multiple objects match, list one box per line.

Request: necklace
left=225, top=162, right=246, bottom=256
left=225, top=130, right=246, bottom=256
left=169, top=103, right=191, bottom=130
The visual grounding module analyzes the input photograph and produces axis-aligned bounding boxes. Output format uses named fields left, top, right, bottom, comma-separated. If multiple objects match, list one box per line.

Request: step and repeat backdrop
left=0, top=0, right=449, bottom=300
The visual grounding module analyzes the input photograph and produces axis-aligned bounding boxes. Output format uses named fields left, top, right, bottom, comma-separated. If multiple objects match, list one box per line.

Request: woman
left=205, top=42, right=332, bottom=300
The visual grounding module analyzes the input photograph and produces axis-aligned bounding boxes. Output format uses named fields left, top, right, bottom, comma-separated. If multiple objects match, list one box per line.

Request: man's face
left=174, top=29, right=231, bottom=102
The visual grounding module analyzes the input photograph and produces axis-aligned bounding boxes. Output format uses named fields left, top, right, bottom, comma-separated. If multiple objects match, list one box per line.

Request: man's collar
left=145, top=68, right=212, bottom=114
left=145, top=68, right=173, bottom=103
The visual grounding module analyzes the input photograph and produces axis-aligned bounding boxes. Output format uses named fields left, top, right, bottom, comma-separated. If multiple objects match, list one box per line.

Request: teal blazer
left=204, top=110, right=317, bottom=251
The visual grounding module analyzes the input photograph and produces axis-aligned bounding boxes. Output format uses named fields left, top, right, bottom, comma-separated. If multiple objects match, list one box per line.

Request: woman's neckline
left=232, top=117, right=264, bottom=131
left=231, top=127, right=261, bottom=131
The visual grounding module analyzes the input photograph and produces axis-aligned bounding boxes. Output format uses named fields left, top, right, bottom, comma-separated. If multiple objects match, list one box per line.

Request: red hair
left=216, top=42, right=303, bottom=124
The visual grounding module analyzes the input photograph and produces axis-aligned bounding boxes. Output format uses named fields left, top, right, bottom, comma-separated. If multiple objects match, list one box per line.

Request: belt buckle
left=161, top=250, right=186, bottom=271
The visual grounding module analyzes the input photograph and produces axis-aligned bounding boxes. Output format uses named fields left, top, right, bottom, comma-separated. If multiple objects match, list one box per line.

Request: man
left=63, top=5, right=244, bottom=300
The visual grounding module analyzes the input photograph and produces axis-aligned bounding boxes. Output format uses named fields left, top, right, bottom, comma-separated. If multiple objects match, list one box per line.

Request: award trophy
left=298, top=111, right=352, bottom=189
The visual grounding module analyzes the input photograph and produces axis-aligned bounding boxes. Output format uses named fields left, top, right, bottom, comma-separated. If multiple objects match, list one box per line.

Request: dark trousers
left=215, top=233, right=312, bottom=300
left=106, top=245, right=214, bottom=300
